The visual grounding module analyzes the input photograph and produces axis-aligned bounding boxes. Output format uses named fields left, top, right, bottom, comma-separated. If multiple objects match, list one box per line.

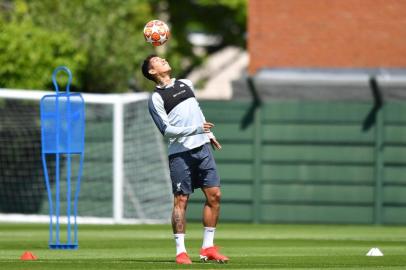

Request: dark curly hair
left=141, top=54, right=158, bottom=82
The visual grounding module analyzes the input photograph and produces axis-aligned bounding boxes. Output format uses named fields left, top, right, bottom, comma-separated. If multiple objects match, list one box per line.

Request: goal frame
left=0, top=88, right=168, bottom=224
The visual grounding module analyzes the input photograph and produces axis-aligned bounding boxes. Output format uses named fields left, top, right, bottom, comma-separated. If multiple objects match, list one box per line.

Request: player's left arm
left=180, top=79, right=222, bottom=150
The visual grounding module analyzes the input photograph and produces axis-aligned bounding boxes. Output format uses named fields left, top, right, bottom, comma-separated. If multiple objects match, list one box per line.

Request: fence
left=188, top=78, right=406, bottom=224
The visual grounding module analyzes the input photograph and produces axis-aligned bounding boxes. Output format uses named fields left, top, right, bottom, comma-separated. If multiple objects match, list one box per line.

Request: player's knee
left=207, top=189, right=221, bottom=206
left=174, top=194, right=189, bottom=208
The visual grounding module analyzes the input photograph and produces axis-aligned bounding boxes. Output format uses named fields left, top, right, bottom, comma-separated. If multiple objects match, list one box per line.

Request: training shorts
left=168, top=143, right=220, bottom=194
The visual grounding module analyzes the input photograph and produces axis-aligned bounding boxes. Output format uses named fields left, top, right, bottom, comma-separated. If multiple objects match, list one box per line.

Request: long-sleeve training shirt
left=148, top=78, right=214, bottom=156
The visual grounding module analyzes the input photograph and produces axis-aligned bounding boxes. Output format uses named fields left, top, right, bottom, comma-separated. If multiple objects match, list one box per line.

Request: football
left=143, top=20, right=170, bottom=46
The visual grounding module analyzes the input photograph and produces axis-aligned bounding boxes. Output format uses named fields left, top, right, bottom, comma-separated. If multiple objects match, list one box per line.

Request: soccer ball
left=143, top=20, right=170, bottom=46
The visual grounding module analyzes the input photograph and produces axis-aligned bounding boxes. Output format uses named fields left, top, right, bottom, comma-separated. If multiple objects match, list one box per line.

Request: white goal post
left=0, top=89, right=172, bottom=224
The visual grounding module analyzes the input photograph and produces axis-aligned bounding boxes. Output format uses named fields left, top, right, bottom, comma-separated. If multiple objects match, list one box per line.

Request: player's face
left=149, top=57, right=171, bottom=75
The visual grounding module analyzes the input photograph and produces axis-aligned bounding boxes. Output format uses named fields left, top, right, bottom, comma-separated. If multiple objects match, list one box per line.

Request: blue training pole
left=40, top=66, right=85, bottom=250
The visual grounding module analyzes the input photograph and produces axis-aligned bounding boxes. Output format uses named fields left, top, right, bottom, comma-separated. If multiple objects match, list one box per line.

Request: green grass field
left=1, top=223, right=406, bottom=269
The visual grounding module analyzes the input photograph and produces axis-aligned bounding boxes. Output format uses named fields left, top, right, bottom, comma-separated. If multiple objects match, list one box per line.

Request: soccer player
left=142, top=55, right=229, bottom=264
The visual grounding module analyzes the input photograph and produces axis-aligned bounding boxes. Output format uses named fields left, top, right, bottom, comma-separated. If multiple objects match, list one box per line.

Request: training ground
left=1, top=223, right=406, bottom=269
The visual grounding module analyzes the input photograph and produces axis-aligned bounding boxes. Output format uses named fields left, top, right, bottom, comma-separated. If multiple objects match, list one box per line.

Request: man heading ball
left=142, top=55, right=229, bottom=264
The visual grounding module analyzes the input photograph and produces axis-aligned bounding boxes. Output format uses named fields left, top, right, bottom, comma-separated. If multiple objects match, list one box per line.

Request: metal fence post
left=247, top=77, right=263, bottom=223
left=370, top=77, right=384, bottom=224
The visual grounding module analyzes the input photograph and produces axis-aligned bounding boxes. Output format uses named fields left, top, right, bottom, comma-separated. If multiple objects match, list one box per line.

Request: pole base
left=49, top=244, right=78, bottom=250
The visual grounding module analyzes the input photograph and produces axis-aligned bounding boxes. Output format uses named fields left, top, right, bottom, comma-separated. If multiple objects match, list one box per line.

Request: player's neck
left=157, top=75, right=172, bottom=88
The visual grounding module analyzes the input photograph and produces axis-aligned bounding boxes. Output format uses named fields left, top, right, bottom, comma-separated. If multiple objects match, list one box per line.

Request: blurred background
left=1, top=0, right=406, bottom=225
left=0, top=0, right=246, bottom=93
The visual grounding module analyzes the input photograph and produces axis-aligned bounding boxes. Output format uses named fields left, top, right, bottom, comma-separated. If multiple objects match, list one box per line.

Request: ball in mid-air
left=143, top=20, right=170, bottom=46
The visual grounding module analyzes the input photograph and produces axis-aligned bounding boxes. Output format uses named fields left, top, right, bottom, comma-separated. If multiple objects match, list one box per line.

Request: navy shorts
left=168, top=143, right=220, bottom=194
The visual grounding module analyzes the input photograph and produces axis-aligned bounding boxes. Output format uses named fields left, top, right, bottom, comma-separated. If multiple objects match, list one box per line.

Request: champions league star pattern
left=143, top=20, right=170, bottom=46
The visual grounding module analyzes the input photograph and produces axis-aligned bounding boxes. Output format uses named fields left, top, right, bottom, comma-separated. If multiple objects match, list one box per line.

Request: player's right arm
left=148, top=93, right=212, bottom=138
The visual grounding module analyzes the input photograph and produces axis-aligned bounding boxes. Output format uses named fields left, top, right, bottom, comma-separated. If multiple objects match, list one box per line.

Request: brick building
left=248, top=0, right=406, bottom=74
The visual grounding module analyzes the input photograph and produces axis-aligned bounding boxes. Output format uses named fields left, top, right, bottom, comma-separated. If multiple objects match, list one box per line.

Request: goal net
left=0, top=89, right=172, bottom=224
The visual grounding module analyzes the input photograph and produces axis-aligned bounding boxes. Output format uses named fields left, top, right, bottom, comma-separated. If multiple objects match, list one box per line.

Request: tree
left=163, top=0, right=247, bottom=78
left=26, top=0, right=160, bottom=92
left=0, top=0, right=247, bottom=92
left=0, top=0, right=156, bottom=92
left=0, top=3, right=86, bottom=90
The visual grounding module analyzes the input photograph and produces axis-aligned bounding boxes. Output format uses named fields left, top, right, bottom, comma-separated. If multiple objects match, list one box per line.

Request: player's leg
left=172, top=194, right=192, bottom=264
left=200, top=186, right=228, bottom=263
left=202, top=186, right=221, bottom=250
left=172, top=194, right=189, bottom=234
left=169, top=152, right=194, bottom=264
left=202, top=186, right=221, bottom=228
left=193, top=144, right=229, bottom=263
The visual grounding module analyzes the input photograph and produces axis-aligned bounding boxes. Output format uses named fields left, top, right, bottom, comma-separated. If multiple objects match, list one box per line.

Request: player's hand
left=210, top=138, right=222, bottom=150
left=203, top=122, right=214, bottom=133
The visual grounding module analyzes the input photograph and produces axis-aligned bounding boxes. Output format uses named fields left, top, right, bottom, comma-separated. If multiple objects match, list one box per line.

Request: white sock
left=174, top=233, right=187, bottom=255
left=202, top=227, right=216, bottom=248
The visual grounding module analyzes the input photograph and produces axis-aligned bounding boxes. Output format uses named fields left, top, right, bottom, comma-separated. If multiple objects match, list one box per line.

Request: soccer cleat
left=200, top=246, right=229, bottom=263
left=176, top=252, right=192, bottom=264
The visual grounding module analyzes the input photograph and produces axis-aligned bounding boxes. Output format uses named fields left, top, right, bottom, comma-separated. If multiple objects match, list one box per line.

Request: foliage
left=196, top=0, right=247, bottom=29
left=163, top=0, right=246, bottom=80
left=0, top=19, right=86, bottom=90
left=18, top=0, right=156, bottom=92
left=0, top=0, right=156, bottom=92
left=0, top=0, right=247, bottom=92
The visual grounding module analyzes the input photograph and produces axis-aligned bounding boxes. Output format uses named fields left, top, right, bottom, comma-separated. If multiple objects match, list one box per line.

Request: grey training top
left=148, top=78, right=214, bottom=156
